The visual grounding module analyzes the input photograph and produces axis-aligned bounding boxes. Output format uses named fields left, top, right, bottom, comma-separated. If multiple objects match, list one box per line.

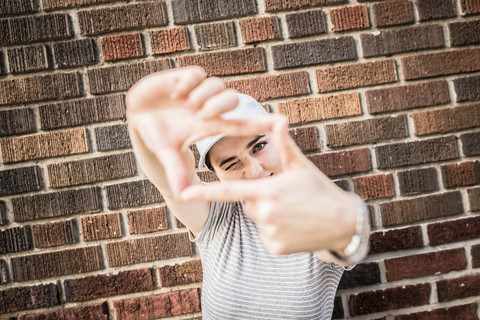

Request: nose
left=244, top=156, right=263, bottom=179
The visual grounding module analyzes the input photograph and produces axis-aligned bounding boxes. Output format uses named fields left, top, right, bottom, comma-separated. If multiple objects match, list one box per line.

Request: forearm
left=127, top=124, right=198, bottom=199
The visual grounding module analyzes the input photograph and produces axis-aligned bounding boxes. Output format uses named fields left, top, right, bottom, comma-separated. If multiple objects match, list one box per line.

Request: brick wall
left=0, top=0, right=479, bottom=319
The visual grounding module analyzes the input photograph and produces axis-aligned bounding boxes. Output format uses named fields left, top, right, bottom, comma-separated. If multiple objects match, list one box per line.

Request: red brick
left=0, top=225, right=33, bottom=254
left=81, top=213, right=123, bottom=241
left=354, top=174, right=394, bottom=200
left=0, top=13, right=71, bottom=46
left=115, top=288, right=200, bottom=320
left=0, top=127, right=89, bottom=164
left=12, top=187, right=102, bottom=222
left=106, top=232, right=193, bottom=267
left=195, top=21, right=236, bottom=49
left=7, top=45, right=48, bottom=74
left=307, top=148, right=371, bottom=177
left=460, top=0, right=480, bottom=15
left=51, top=38, right=97, bottom=68
left=375, top=136, right=458, bottom=169
left=441, top=161, right=480, bottom=188
left=416, top=0, right=457, bottom=21
left=372, top=0, right=414, bottom=27
left=428, top=216, right=480, bottom=246
left=105, top=179, right=163, bottom=210
left=226, top=71, right=310, bottom=101
left=197, top=171, right=218, bottom=183
left=88, top=60, right=172, bottom=94
left=39, top=94, right=125, bottom=130
left=95, top=124, right=131, bottom=151
left=366, top=80, right=449, bottom=114
left=385, top=248, right=467, bottom=281
left=380, top=191, right=463, bottom=227
left=178, top=48, right=265, bottom=76
left=0, top=108, right=35, bottom=137
left=42, top=0, right=113, bottom=10
left=32, top=219, right=78, bottom=248
left=316, top=59, right=397, bottom=93
left=437, top=274, right=480, bottom=301
left=349, top=283, right=430, bottom=316
left=0, top=166, right=44, bottom=196
left=12, top=246, right=101, bottom=282
left=272, top=37, right=356, bottom=69
left=264, top=0, right=346, bottom=12
left=278, top=92, right=361, bottom=124
left=330, top=5, right=369, bottom=32
left=159, top=260, right=203, bottom=287
left=0, top=283, right=59, bottom=314
left=369, top=226, right=423, bottom=255
left=100, top=33, right=143, bottom=61
left=469, top=187, right=480, bottom=211
left=78, top=2, right=167, bottom=36
left=454, top=74, right=480, bottom=102
left=20, top=303, right=109, bottom=320
left=65, top=268, right=153, bottom=302
left=290, top=126, right=320, bottom=152
left=150, top=27, right=190, bottom=55
left=240, top=16, right=281, bottom=43
left=0, top=72, right=81, bottom=106
left=473, top=244, right=480, bottom=268
left=462, top=132, right=480, bottom=157
left=395, top=303, right=478, bottom=320
left=361, top=24, right=444, bottom=58
left=172, top=0, right=256, bottom=24
left=285, top=9, right=326, bottom=38
left=325, top=115, right=407, bottom=148
left=127, top=206, right=168, bottom=234
left=402, top=47, right=480, bottom=80
left=0, top=0, right=37, bottom=17
left=47, top=152, right=137, bottom=188
left=397, top=167, right=439, bottom=195
left=412, top=103, right=480, bottom=136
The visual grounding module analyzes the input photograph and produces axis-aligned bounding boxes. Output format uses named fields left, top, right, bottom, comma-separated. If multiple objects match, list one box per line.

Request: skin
left=126, top=66, right=361, bottom=265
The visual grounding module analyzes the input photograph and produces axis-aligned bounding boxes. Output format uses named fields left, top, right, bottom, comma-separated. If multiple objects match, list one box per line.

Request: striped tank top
left=190, top=201, right=345, bottom=319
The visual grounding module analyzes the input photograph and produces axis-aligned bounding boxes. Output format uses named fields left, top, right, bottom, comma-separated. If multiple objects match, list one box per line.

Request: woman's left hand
left=180, top=117, right=358, bottom=255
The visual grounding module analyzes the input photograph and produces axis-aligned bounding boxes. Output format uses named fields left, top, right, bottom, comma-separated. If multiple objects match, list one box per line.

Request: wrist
left=330, top=193, right=370, bottom=265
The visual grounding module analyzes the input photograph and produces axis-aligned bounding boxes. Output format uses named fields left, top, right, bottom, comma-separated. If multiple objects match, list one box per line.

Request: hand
left=126, top=66, right=277, bottom=196
left=180, top=118, right=358, bottom=255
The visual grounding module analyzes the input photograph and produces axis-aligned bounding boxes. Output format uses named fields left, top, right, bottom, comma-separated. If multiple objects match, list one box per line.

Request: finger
left=127, top=67, right=206, bottom=111
left=157, top=146, right=191, bottom=197
left=180, top=179, right=274, bottom=202
left=170, top=66, right=207, bottom=99
left=186, top=77, right=226, bottom=111
left=197, top=89, right=238, bottom=119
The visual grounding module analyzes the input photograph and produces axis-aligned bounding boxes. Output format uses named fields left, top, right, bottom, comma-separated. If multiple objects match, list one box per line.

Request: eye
left=253, top=142, right=266, bottom=153
left=225, top=161, right=240, bottom=171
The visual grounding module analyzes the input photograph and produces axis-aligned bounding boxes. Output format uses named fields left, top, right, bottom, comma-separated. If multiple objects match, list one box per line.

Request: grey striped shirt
left=191, top=201, right=345, bottom=319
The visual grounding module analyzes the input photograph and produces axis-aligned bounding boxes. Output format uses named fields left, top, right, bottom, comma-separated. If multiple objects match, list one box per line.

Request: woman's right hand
left=126, top=66, right=274, bottom=197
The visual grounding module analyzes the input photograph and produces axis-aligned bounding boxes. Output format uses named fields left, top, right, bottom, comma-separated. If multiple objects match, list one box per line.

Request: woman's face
left=208, top=133, right=282, bottom=181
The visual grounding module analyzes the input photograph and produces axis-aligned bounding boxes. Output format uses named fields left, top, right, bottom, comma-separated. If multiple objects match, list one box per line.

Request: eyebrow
left=219, top=135, right=265, bottom=168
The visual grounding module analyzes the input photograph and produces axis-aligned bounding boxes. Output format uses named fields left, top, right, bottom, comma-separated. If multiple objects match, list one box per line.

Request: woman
left=126, top=66, right=369, bottom=319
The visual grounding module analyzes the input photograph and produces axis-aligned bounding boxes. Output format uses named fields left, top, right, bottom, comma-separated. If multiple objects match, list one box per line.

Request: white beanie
left=195, top=93, right=268, bottom=170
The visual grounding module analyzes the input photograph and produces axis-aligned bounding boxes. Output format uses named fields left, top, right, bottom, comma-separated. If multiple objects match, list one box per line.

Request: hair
left=205, top=152, right=214, bottom=172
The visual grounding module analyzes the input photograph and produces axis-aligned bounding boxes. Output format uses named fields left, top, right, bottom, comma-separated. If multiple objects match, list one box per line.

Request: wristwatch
left=330, top=193, right=370, bottom=265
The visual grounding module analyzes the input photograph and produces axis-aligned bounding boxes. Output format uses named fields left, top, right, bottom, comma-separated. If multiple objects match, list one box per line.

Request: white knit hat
left=195, top=93, right=268, bottom=170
